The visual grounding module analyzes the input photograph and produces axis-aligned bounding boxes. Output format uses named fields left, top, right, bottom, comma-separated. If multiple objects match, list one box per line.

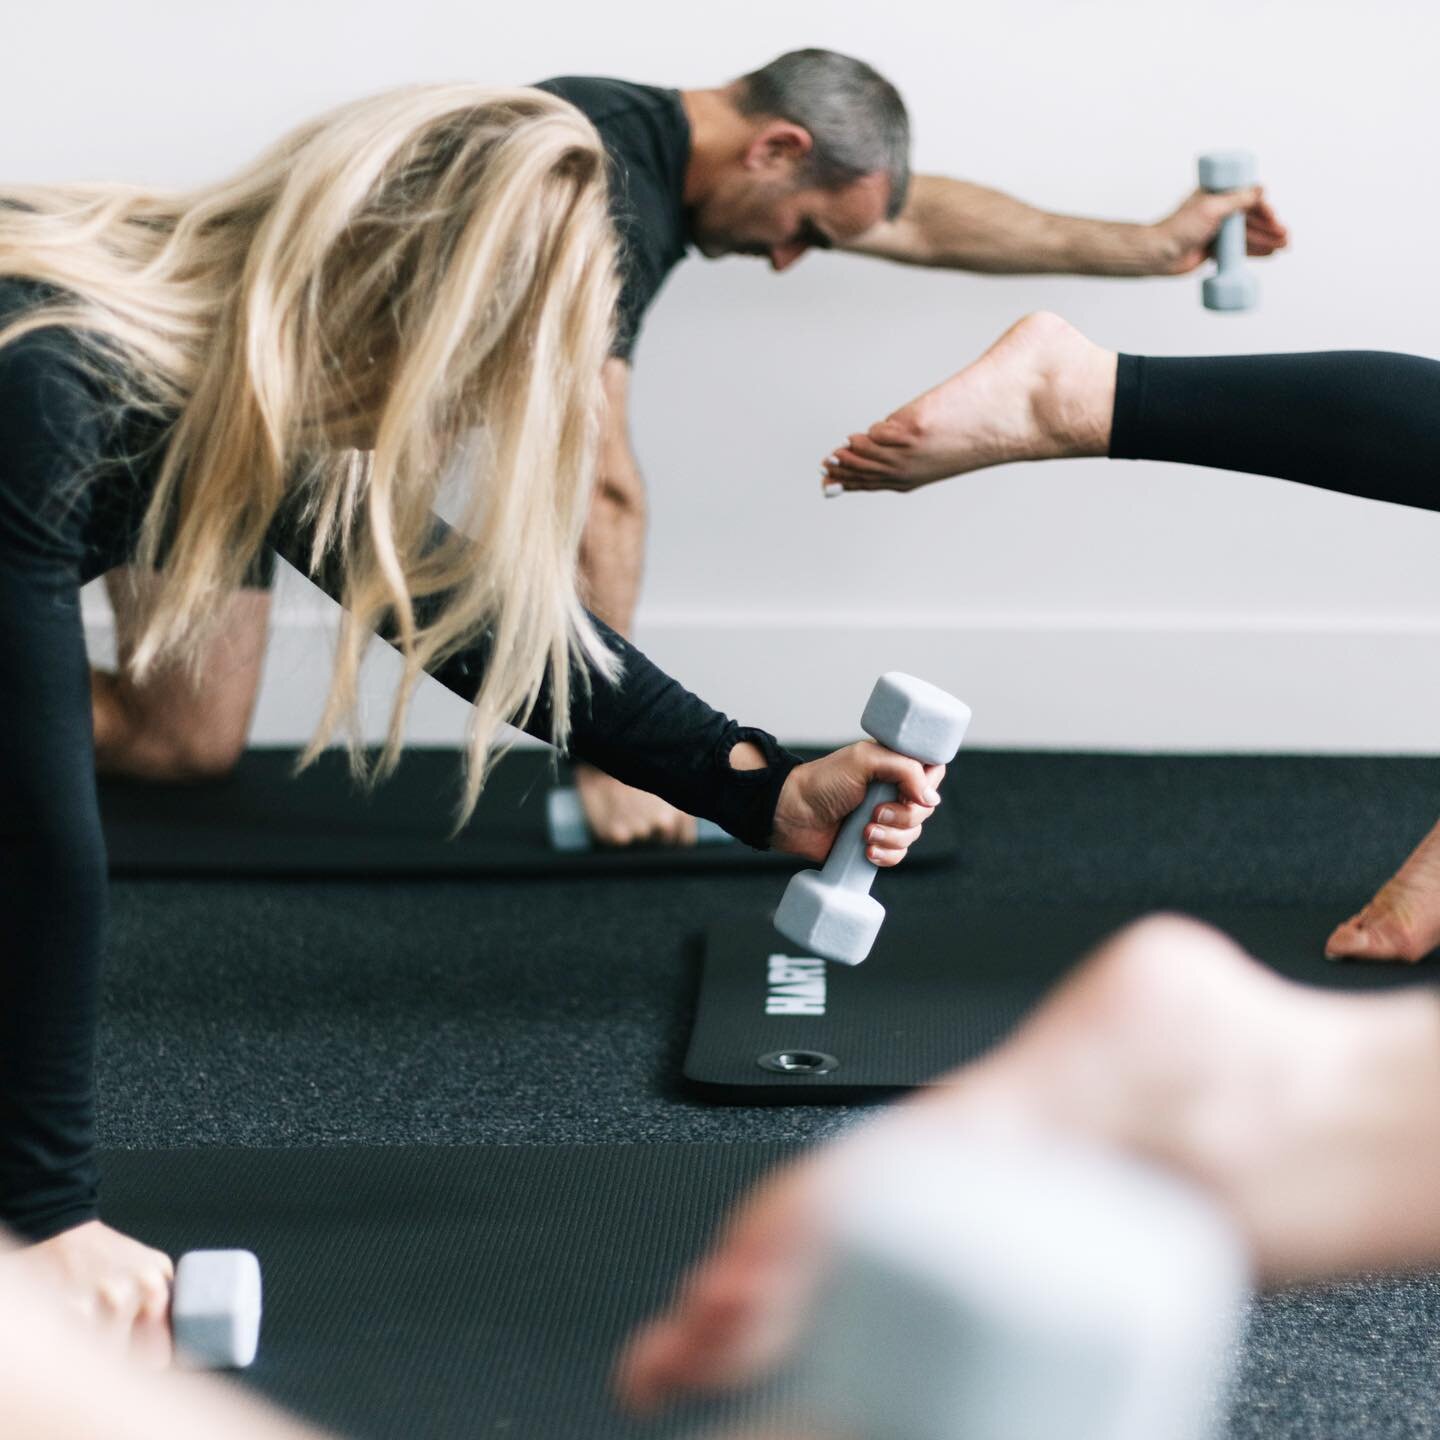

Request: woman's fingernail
left=877, top=807, right=894, bottom=825
left=823, top=481, right=844, bottom=498
left=925, top=789, right=941, bottom=805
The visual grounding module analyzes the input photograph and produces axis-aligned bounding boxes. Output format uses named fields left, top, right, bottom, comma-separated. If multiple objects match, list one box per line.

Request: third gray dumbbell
left=773, top=672, right=971, bottom=966
left=1198, top=149, right=1258, bottom=312
left=546, top=786, right=731, bottom=853
left=172, top=1249, right=263, bottom=1369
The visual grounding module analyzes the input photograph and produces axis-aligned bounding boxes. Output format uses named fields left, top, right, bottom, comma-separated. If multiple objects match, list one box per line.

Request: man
left=95, top=48, right=1289, bottom=836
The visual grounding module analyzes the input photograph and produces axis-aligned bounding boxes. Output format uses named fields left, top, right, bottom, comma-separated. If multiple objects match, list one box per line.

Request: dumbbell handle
left=820, top=780, right=896, bottom=893
left=1213, top=206, right=1246, bottom=273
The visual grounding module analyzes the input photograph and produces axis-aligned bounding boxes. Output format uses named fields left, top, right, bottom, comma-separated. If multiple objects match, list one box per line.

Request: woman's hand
left=771, top=739, right=944, bottom=864
left=5, top=1219, right=175, bottom=1368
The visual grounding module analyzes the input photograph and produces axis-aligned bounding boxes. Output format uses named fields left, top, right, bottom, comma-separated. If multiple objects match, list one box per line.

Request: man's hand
left=770, top=740, right=943, bottom=865
left=1153, top=185, right=1289, bottom=275
left=574, top=763, right=699, bottom=847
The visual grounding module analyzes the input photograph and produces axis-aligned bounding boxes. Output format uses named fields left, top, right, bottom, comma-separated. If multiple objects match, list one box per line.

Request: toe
left=845, top=433, right=898, bottom=466
left=1325, top=900, right=1430, bottom=965
left=1324, top=913, right=1374, bottom=960
left=832, top=447, right=893, bottom=477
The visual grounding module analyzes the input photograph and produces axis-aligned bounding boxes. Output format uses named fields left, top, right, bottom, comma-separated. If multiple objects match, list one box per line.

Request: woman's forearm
left=270, top=513, right=801, bottom=847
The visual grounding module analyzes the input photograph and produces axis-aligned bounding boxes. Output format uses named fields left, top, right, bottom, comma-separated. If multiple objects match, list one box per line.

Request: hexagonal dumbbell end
left=774, top=673, right=971, bottom=965
left=172, top=1249, right=263, bottom=1369
left=860, top=673, right=973, bottom=765
left=774, top=866, right=887, bottom=967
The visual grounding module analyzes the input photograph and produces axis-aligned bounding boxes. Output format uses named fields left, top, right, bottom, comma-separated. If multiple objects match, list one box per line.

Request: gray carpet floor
left=96, top=750, right=1440, bottom=1437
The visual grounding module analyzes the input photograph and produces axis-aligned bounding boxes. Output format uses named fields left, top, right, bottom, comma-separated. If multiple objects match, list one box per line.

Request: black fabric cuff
left=1108, top=352, right=1146, bottom=460
left=707, top=725, right=804, bottom=851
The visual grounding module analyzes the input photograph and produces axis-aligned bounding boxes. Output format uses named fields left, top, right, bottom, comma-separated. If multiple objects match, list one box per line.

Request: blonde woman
left=0, top=83, right=944, bottom=1354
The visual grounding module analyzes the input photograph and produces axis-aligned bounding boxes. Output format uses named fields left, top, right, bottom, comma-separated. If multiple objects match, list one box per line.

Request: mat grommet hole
left=757, top=1050, right=839, bottom=1075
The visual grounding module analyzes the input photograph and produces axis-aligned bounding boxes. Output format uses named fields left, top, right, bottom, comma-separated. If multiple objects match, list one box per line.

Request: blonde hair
left=0, top=84, right=621, bottom=820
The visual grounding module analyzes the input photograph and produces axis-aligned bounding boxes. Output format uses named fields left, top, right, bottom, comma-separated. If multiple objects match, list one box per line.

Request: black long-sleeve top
left=0, top=279, right=799, bottom=1240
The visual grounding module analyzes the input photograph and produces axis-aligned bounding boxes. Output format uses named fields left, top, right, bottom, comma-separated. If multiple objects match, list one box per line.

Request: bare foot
left=820, top=312, right=1117, bottom=495
left=615, top=914, right=1440, bottom=1411
left=1326, top=817, right=1440, bottom=963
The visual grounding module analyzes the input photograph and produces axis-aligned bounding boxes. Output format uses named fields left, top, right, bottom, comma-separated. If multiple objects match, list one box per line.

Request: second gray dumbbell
left=1198, top=149, right=1258, bottom=312
left=773, top=672, right=971, bottom=965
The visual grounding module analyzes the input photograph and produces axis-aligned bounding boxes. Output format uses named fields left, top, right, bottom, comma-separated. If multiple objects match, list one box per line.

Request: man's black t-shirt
left=535, top=76, right=690, bottom=360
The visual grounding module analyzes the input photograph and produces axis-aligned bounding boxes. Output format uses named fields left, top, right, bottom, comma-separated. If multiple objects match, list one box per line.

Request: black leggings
left=1111, top=350, right=1440, bottom=504
left=0, top=568, right=108, bottom=1238
left=0, top=339, right=111, bottom=1237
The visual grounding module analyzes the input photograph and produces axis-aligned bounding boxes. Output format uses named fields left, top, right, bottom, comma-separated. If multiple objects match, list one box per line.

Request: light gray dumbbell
left=1198, top=150, right=1258, bottom=311
left=773, top=673, right=971, bottom=965
left=792, top=1129, right=1250, bottom=1440
left=172, top=1249, right=263, bottom=1369
left=546, top=786, right=731, bottom=853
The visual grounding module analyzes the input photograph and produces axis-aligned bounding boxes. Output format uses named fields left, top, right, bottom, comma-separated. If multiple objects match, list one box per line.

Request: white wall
left=8, top=0, right=1440, bottom=748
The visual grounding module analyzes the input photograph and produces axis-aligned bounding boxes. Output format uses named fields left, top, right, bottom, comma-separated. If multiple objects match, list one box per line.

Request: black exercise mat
left=684, top=904, right=1440, bottom=1102
left=101, top=1143, right=806, bottom=1440
left=99, top=747, right=961, bottom=878
left=98, top=1144, right=1440, bottom=1440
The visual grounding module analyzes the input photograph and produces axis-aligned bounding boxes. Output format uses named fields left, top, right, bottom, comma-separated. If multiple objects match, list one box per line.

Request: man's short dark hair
left=734, top=49, right=911, bottom=219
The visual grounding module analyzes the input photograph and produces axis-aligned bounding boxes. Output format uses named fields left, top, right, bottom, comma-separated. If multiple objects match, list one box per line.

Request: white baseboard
left=83, top=604, right=1440, bottom=754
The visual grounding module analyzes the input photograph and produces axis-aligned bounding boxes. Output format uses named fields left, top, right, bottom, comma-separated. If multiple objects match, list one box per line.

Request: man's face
left=690, top=165, right=891, bottom=272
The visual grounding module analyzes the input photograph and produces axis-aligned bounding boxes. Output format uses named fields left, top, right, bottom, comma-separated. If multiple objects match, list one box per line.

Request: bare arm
left=579, top=357, right=646, bottom=635
left=571, top=356, right=698, bottom=843
left=845, top=173, right=1288, bottom=277
left=567, top=359, right=779, bottom=843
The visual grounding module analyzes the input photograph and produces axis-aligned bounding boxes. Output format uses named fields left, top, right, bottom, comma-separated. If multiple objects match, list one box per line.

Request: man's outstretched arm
left=845, top=172, right=1288, bottom=277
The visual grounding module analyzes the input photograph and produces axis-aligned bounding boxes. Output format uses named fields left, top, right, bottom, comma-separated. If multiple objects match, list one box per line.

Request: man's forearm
left=580, top=358, right=648, bottom=640
left=851, top=175, right=1173, bottom=277
left=578, top=470, right=646, bottom=638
